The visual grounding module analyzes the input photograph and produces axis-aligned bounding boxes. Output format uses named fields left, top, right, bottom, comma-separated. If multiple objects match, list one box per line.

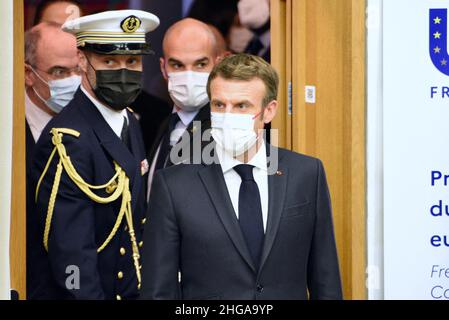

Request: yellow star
left=434, top=31, right=442, bottom=39
left=434, top=46, right=441, bottom=53
left=434, top=17, right=442, bottom=24
left=441, top=59, right=447, bottom=66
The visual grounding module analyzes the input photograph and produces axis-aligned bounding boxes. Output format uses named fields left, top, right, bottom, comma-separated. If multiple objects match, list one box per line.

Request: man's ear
left=78, top=49, right=88, bottom=73
left=25, top=64, right=35, bottom=87
left=262, top=100, right=279, bottom=124
left=160, top=57, right=168, bottom=81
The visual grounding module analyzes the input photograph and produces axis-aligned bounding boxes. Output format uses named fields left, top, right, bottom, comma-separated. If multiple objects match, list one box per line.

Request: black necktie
left=155, top=113, right=180, bottom=170
left=234, top=164, right=264, bottom=269
left=120, top=116, right=131, bottom=150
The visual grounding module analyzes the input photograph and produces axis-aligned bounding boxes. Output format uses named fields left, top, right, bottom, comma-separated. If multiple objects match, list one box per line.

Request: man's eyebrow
left=194, top=57, right=209, bottom=64
left=234, top=99, right=254, bottom=106
left=167, top=58, right=183, bottom=65
left=47, top=66, right=69, bottom=71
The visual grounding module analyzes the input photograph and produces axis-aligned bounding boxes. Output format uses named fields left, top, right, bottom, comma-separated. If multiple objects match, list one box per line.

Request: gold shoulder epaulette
left=36, top=127, right=142, bottom=288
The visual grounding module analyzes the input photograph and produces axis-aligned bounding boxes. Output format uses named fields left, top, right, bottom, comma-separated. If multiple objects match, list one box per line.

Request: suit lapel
left=258, top=149, right=288, bottom=274
left=147, top=116, right=170, bottom=162
left=186, top=104, right=211, bottom=134
left=127, top=111, right=144, bottom=210
left=198, top=164, right=256, bottom=273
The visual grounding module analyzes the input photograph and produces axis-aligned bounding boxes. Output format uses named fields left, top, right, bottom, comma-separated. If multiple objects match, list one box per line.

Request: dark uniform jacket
left=147, top=104, right=211, bottom=170
left=140, top=146, right=343, bottom=300
left=29, top=89, right=147, bottom=300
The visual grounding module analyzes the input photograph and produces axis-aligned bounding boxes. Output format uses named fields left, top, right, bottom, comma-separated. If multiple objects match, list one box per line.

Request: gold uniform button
left=116, top=295, right=122, bottom=300
left=141, top=218, right=146, bottom=225
left=124, top=225, right=128, bottom=231
left=118, top=271, right=124, bottom=280
left=120, top=247, right=126, bottom=256
left=139, top=241, right=143, bottom=248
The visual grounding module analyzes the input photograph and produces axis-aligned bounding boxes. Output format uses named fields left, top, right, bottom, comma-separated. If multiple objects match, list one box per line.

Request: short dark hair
left=33, top=0, right=83, bottom=26
left=207, top=53, right=279, bottom=107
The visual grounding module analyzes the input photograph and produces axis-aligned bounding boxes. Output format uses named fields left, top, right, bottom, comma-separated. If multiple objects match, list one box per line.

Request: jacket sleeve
left=307, top=159, right=343, bottom=300
left=140, top=171, right=180, bottom=300
left=35, top=135, right=105, bottom=299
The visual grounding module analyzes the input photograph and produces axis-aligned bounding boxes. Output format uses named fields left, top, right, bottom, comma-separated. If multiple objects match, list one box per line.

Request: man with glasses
left=25, top=21, right=81, bottom=145
left=25, top=22, right=81, bottom=299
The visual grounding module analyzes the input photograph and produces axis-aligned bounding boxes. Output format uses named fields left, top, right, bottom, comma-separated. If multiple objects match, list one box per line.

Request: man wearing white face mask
left=24, top=22, right=81, bottom=298
left=146, top=18, right=219, bottom=199
left=141, top=54, right=342, bottom=300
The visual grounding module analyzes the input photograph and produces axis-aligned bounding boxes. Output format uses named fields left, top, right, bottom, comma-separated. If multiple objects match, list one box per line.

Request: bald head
left=163, top=18, right=217, bottom=56
left=161, top=18, right=218, bottom=78
left=25, top=22, right=78, bottom=69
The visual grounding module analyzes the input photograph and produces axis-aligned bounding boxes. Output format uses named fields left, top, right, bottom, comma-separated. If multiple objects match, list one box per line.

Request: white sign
left=383, top=0, right=449, bottom=299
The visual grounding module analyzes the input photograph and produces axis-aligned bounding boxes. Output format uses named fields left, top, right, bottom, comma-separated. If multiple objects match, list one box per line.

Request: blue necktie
left=234, top=164, right=264, bottom=269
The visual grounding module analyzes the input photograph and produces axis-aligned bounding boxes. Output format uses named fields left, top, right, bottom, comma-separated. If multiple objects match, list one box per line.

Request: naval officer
left=30, top=10, right=159, bottom=300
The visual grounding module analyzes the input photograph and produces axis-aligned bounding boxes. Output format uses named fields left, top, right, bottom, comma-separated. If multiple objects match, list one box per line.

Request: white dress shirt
left=216, top=142, right=269, bottom=232
left=81, top=85, right=128, bottom=138
left=25, top=91, right=53, bottom=142
left=146, top=107, right=199, bottom=201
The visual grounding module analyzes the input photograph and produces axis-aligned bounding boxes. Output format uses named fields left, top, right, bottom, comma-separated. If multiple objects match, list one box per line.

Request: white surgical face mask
left=211, top=112, right=261, bottom=157
left=31, top=67, right=81, bottom=113
left=238, top=0, right=270, bottom=30
left=229, top=26, right=254, bottom=53
left=168, top=71, right=210, bottom=112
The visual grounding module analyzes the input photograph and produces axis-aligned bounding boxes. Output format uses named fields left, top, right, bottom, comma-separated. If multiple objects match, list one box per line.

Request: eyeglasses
left=28, top=64, right=82, bottom=80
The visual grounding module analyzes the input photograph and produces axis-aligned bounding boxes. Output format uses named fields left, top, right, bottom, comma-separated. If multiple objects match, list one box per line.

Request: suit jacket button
left=256, top=285, right=264, bottom=293
left=116, top=295, right=122, bottom=300
left=120, top=247, right=126, bottom=256
left=139, top=241, right=143, bottom=248
left=118, top=271, right=124, bottom=280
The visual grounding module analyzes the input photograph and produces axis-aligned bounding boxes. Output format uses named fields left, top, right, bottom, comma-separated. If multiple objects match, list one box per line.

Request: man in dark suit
left=29, top=10, right=159, bottom=300
left=146, top=18, right=219, bottom=199
left=140, top=54, right=342, bottom=300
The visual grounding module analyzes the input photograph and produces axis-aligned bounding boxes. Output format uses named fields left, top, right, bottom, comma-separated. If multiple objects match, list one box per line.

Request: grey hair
left=25, top=21, right=62, bottom=66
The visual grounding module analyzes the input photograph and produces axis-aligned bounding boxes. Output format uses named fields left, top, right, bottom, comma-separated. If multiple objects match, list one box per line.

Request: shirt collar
left=216, top=141, right=268, bottom=174
left=173, top=106, right=200, bottom=127
left=81, top=85, right=128, bottom=137
left=25, top=90, right=53, bottom=142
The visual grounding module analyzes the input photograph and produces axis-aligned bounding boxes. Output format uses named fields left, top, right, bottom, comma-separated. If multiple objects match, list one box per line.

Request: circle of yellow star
left=434, top=31, right=442, bottom=39
left=434, top=17, right=442, bottom=24
left=434, top=46, right=441, bottom=54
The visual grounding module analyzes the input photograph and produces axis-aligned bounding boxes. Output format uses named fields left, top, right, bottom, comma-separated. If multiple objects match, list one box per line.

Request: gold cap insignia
left=121, top=15, right=141, bottom=33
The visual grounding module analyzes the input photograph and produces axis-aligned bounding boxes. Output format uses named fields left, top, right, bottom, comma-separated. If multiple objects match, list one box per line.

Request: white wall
left=366, top=0, right=384, bottom=300
left=0, top=0, right=13, bottom=301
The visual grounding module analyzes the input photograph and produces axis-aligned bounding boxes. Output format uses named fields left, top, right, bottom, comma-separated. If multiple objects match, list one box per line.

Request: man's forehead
left=211, top=77, right=266, bottom=100
left=164, top=35, right=215, bottom=61
left=35, top=41, right=78, bottom=68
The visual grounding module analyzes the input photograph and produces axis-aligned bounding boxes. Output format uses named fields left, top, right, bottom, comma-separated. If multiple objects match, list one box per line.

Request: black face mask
left=93, top=68, right=142, bottom=111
